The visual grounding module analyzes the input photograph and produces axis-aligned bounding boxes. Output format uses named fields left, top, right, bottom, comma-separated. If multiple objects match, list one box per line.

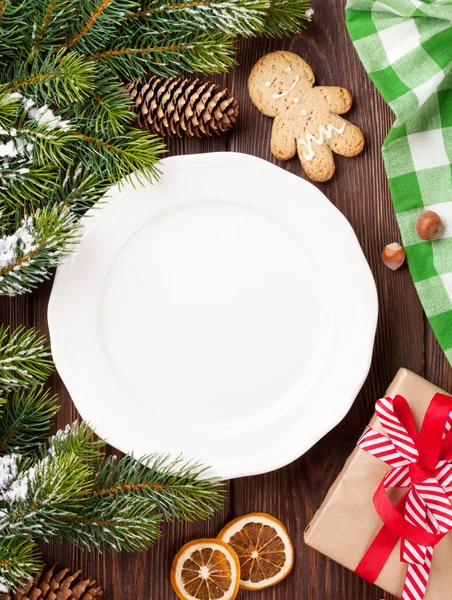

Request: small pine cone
left=127, top=76, right=239, bottom=138
left=2, top=564, right=103, bottom=600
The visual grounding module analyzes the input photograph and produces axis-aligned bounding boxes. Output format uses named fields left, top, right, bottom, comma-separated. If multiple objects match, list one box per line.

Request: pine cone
left=127, top=76, right=239, bottom=137
left=2, top=564, right=103, bottom=600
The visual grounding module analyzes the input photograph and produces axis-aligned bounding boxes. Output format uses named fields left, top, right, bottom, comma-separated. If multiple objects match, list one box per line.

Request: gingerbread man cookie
left=248, top=51, right=364, bottom=182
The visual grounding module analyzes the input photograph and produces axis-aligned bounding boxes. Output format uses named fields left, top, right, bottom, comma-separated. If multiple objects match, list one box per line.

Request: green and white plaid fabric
left=345, top=0, right=452, bottom=365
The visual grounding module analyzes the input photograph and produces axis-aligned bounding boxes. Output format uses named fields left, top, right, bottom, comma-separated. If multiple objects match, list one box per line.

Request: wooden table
left=2, top=1, right=452, bottom=598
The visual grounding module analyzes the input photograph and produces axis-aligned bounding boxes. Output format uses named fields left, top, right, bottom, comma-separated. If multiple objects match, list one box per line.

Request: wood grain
left=0, top=0, right=448, bottom=598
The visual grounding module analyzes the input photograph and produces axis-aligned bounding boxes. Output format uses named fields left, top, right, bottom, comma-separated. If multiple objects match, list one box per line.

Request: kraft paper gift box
left=304, top=368, right=452, bottom=599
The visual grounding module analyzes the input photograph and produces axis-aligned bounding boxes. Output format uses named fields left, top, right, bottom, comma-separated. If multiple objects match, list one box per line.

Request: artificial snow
left=3, top=473, right=30, bottom=502
left=48, top=423, right=74, bottom=456
left=0, top=454, right=19, bottom=490
left=22, top=98, right=35, bottom=111
left=49, top=423, right=72, bottom=442
left=0, top=453, right=35, bottom=502
left=305, top=7, right=314, bottom=20
left=0, top=457, right=39, bottom=503
left=0, top=215, right=38, bottom=273
left=0, top=140, right=19, bottom=158
left=28, top=104, right=71, bottom=131
left=0, top=95, right=67, bottom=178
left=73, top=163, right=83, bottom=179
left=0, top=92, right=22, bottom=105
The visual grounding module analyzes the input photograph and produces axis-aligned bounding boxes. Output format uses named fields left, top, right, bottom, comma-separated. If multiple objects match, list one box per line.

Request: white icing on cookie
left=273, top=75, right=300, bottom=100
left=298, top=123, right=346, bottom=161
left=285, top=66, right=292, bottom=72
left=300, top=109, right=308, bottom=115
left=293, top=97, right=300, bottom=103
left=264, top=81, right=271, bottom=87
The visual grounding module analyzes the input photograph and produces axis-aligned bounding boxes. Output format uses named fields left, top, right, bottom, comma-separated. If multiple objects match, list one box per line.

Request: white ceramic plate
left=48, top=153, right=378, bottom=480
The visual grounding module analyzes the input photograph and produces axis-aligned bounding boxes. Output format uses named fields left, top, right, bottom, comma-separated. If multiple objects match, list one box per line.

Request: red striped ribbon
left=354, top=393, right=452, bottom=600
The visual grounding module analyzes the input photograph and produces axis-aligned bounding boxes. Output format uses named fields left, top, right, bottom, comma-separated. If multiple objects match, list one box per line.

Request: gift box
left=304, top=368, right=452, bottom=599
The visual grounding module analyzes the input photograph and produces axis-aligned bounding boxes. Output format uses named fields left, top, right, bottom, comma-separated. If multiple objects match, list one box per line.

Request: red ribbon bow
left=355, top=393, right=452, bottom=600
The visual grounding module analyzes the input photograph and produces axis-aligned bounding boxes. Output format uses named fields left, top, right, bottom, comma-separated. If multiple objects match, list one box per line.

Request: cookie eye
left=264, top=81, right=271, bottom=87
left=300, top=109, right=308, bottom=116
left=293, top=97, right=300, bottom=104
left=284, top=66, right=292, bottom=73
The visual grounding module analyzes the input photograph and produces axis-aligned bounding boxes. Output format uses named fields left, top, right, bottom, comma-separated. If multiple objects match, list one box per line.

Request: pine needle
left=61, top=494, right=164, bottom=552
left=0, top=538, right=41, bottom=593
left=92, top=454, right=225, bottom=522
left=266, top=0, right=311, bottom=37
left=130, top=0, right=271, bottom=38
left=0, top=205, right=81, bottom=296
left=85, top=33, right=238, bottom=78
left=8, top=50, right=97, bottom=103
left=0, top=327, right=53, bottom=392
left=43, top=421, right=106, bottom=462
left=0, top=386, right=58, bottom=453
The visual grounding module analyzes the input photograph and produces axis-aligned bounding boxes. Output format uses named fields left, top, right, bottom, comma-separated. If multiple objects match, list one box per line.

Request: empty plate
left=48, top=153, right=378, bottom=479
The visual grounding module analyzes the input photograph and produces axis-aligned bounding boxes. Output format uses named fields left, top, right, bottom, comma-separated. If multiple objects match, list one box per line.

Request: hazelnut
left=415, top=210, right=444, bottom=241
left=382, top=243, right=405, bottom=271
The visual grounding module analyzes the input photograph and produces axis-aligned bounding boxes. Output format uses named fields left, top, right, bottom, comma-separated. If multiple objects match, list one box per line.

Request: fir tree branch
left=0, top=327, right=53, bottom=393
left=68, top=76, right=136, bottom=138
left=129, top=0, right=270, bottom=38
left=0, top=111, right=67, bottom=219
left=0, top=0, right=9, bottom=18
left=0, top=396, right=6, bottom=422
left=2, top=453, right=94, bottom=539
left=0, top=1, right=23, bottom=60
left=60, top=494, right=163, bottom=552
left=64, top=0, right=114, bottom=48
left=24, top=1, right=80, bottom=58
left=86, top=32, right=237, bottom=78
left=265, top=0, right=310, bottom=37
left=0, top=538, right=41, bottom=593
left=0, top=85, right=21, bottom=129
left=10, top=124, right=80, bottom=168
left=89, top=91, right=136, bottom=136
left=91, top=454, right=224, bottom=521
left=7, top=51, right=96, bottom=103
left=0, top=168, right=57, bottom=225
left=0, top=386, right=58, bottom=453
left=76, top=128, right=165, bottom=185
left=63, top=0, right=137, bottom=53
left=0, top=452, right=164, bottom=554
left=29, top=0, right=59, bottom=60
left=0, top=433, right=223, bottom=586
left=43, top=421, right=106, bottom=462
left=0, top=205, right=81, bottom=296
left=54, top=169, right=111, bottom=214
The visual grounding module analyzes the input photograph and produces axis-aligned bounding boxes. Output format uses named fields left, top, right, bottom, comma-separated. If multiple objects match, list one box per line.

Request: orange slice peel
left=217, top=512, right=294, bottom=590
left=171, top=538, right=240, bottom=600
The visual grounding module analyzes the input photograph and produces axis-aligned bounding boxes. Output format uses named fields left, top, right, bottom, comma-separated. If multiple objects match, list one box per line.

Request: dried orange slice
left=171, top=538, right=240, bottom=600
left=218, top=513, right=294, bottom=590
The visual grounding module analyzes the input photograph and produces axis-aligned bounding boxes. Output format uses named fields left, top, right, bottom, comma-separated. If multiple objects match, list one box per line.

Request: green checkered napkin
left=345, top=0, right=452, bottom=365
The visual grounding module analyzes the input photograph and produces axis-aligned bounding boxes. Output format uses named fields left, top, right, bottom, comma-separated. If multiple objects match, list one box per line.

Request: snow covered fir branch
left=0, top=326, right=53, bottom=393
left=0, top=0, right=311, bottom=296
left=0, top=327, right=224, bottom=593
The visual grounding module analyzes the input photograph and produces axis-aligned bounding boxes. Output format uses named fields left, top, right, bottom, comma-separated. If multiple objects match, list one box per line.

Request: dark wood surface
left=2, top=0, right=452, bottom=598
